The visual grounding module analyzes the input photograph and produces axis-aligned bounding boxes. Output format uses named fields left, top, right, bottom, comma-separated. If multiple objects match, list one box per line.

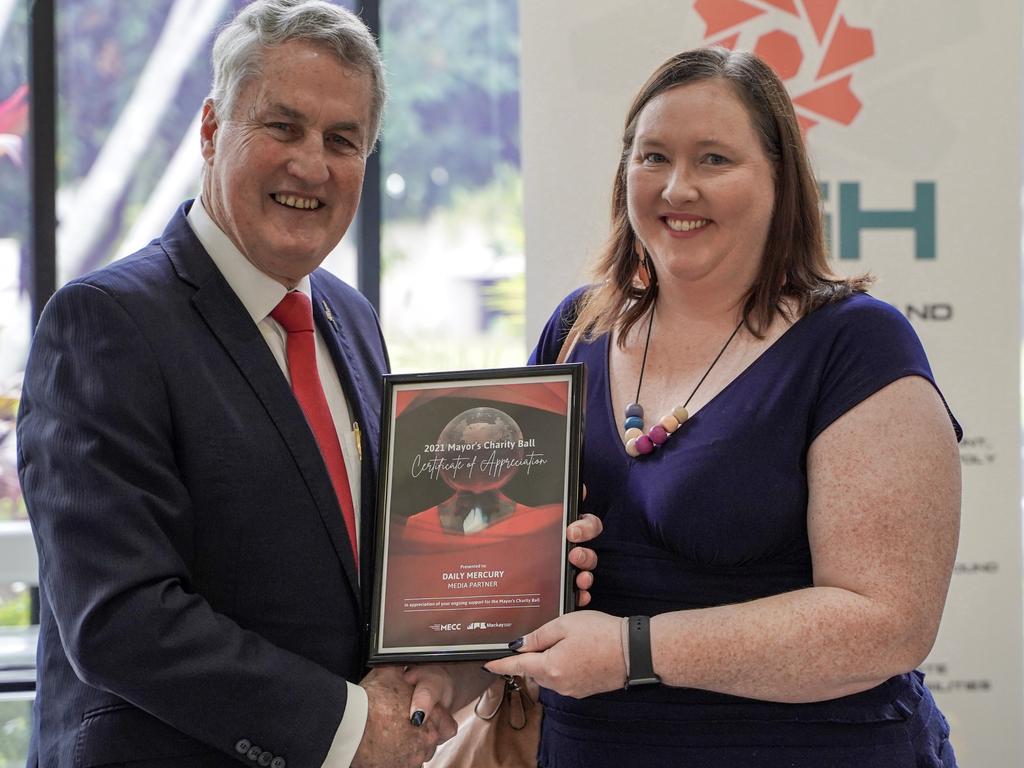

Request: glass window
left=55, top=0, right=226, bottom=282
left=0, top=696, right=33, bottom=767
left=54, top=0, right=360, bottom=287
left=0, top=0, right=29, bottom=526
left=380, top=0, right=525, bottom=372
left=0, top=0, right=34, bottom=676
left=1, top=7, right=34, bottom=766
left=0, top=2, right=363, bottom=762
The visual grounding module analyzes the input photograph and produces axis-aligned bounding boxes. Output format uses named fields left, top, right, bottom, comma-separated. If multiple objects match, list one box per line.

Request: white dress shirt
left=187, top=198, right=368, bottom=768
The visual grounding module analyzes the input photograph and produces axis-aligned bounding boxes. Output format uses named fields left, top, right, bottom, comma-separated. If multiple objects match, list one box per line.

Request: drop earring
left=634, top=240, right=651, bottom=289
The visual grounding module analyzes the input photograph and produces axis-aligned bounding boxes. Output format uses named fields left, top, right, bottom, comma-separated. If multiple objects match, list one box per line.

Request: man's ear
left=200, top=99, right=218, bottom=165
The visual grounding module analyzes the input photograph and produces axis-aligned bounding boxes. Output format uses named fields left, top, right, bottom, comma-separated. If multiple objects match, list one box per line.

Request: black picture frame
left=368, top=363, right=584, bottom=664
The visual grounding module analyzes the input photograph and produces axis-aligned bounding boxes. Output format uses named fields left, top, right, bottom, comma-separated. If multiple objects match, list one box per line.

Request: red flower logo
left=693, top=0, right=874, bottom=133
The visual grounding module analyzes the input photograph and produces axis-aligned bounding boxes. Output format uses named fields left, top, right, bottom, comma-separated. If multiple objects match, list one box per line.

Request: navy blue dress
left=529, top=291, right=961, bottom=768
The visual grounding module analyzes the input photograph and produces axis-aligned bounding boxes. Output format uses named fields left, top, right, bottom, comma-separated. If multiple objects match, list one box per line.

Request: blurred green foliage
left=381, top=0, right=519, bottom=221
left=1, top=0, right=520, bottom=258
left=0, top=700, right=32, bottom=768
left=0, top=591, right=29, bottom=627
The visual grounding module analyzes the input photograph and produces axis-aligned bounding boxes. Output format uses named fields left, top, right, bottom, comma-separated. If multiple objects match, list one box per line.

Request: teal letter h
left=838, top=182, right=936, bottom=260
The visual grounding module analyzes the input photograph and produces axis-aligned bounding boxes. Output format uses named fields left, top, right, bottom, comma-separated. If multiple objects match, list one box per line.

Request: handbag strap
left=474, top=675, right=508, bottom=721
left=473, top=675, right=536, bottom=730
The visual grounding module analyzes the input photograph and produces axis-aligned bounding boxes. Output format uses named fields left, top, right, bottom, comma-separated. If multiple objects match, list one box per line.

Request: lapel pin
left=322, top=300, right=339, bottom=331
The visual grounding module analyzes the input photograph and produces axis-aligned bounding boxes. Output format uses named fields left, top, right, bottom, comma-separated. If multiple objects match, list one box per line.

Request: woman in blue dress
left=485, top=47, right=961, bottom=767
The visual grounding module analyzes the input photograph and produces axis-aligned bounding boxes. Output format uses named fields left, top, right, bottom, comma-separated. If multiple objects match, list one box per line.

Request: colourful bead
left=635, top=434, right=654, bottom=454
left=672, top=405, right=690, bottom=423
left=649, top=425, right=669, bottom=445
left=625, top=438, right=640, bottom=457
left=623, top=415, right=644, bottom=431
left=624, top=403, right=644, bottom=418
left=660, top=415, right=680, bottom=432
left=624, top=427, right=643, bottom=441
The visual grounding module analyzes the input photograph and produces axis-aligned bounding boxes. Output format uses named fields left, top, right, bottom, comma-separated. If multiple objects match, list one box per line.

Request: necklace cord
left=633, top=310, right=655, bottom=404
left=682, top=320, right=744, bottom=409
left=623, top=314, right=745, bottom=457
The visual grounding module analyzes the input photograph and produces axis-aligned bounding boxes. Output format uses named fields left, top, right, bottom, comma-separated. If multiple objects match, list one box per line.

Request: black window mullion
left=29, top=0, right=57, bottom=328
left=357, top=0, right=381, bottom=311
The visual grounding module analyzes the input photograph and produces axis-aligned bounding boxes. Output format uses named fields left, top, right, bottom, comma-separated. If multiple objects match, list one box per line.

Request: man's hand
left=352, top=666, right=456, bottom=768
left=567, top=510, right=602, bottom=607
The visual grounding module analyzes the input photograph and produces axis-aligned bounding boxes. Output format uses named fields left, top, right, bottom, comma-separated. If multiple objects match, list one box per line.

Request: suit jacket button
left=258, top=752, right=273, bottom=767
left=271, top=758, right=286, bottom=768
left=235, top=739, right=252, bottom=755
left=247, top=745, right=262, bottom=761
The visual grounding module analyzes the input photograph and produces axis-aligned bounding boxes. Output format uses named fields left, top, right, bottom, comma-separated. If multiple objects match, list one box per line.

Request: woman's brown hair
left=574, top=47, right=870, bottom=344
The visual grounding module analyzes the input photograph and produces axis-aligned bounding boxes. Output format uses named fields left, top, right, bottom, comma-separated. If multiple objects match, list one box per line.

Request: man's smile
left=272, top=192, right=322, bottom=210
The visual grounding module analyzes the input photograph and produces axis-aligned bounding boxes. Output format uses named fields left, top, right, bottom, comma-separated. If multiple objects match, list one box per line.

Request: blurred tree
left=381, top=0, right=519, bottom=221
left=0, top=2, right=28, bottom=247
left=57, top=0, right=237, bottom=277
left=57, top=0, right=177, bottom=181
left=5, top=0, right=519, bottom=258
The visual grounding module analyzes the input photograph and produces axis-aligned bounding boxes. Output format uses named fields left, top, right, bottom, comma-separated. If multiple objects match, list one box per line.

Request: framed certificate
left=368, top=364, right=584, bottom=664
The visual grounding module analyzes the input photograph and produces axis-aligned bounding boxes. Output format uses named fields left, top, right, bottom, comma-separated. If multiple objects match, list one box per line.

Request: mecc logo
left=692, top=0, right=937, bottom=266
left=429, top=623, right=462, bottom=632
left=429, top=620, right=512, bottom=631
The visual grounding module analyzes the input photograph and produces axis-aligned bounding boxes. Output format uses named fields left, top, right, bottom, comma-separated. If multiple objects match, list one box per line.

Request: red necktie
left=271, top=292, right=358, bottom=563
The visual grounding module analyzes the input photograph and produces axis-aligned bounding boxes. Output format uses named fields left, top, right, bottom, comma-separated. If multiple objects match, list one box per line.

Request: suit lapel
left=310, top=280, right=381, bottom=596
left=163, top=206, right=361, bottom=604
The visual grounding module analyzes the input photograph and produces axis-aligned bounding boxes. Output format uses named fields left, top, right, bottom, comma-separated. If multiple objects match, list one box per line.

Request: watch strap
left=625, top=615, right=661, bottom=689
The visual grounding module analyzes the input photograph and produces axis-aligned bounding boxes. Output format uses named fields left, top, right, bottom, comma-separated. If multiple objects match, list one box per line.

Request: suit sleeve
left=18, top=282, right=350, bottom=766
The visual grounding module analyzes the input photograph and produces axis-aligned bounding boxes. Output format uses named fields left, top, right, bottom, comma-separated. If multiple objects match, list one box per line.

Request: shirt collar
left=186, top=196, right=312, bottom=323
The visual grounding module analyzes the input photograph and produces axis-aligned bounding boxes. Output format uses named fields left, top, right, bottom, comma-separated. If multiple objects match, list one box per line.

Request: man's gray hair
left=208, top=0, right=386, bottom=149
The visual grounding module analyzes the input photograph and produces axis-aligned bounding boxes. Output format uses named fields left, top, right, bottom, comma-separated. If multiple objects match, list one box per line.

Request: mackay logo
left=692, top=0, right=874, bottom=133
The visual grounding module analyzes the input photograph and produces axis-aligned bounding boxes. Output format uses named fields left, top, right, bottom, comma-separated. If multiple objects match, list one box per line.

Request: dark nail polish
left=507, top=637, right=524, bottom=650
left=410, top=710, right=425, bottom=727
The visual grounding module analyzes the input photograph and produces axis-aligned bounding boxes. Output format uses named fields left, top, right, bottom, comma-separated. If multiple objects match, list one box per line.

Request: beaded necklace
left=623, top=311, right=744, bottom=457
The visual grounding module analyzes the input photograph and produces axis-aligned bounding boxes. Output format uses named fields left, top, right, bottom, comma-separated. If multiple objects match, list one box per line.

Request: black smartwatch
left=625, top=615, right=661, bottom=689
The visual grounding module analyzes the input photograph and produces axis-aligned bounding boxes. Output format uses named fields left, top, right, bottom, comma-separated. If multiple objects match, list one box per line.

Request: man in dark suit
left=16, top=1, right=599, bottom=766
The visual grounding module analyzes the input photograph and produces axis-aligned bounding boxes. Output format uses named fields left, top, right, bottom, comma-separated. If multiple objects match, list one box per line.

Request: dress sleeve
left=809, top=296, right=962, bottom=443
left=528, top=287, right=589, bottom=365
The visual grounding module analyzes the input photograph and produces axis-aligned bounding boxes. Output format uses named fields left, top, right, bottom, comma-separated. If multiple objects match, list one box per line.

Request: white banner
left=521, top=2, right=1023, bottom=763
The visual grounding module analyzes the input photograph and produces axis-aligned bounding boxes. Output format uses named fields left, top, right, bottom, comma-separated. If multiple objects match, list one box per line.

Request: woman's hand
left=566, top=490, right=602, bottom=607
left=403, top=662, right=493, bottom=726
left=483, top=611, right=625, bottom=699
